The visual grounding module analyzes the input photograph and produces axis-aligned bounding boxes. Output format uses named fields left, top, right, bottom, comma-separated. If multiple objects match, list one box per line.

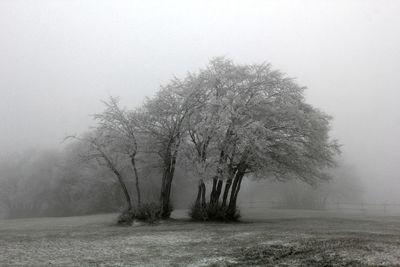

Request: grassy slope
left=1, top=210, right=400, bottom=266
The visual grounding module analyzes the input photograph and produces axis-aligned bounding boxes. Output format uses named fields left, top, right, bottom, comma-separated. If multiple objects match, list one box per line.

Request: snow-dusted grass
left=1, top=210, right=400, bottom=266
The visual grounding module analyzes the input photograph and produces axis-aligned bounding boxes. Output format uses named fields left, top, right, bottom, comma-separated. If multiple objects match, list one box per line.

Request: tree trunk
left=159, top=170, right=167, bottom=215
left=111, top=167, right=133, bottom=212
left=228, top=173, right=240, bottom=209
left=101, top=153, right=133, bottom=212
left=164, top=171, right=174, bottom=211
left=131, top=156, right=141, bottom=206
left=210, top=177, right=218, bottom=204
left=228, top=171, right=244, bottom=211
left=160, top=155, right=177, bottom=218
left=200, top=181, right=206, bottom=207
left=195, top=181, right=202, bottom=206
left=222, top=178, right=232, bottom=207
left=215, top=180, right=223, bottom=205
left=231, top=174, right=244, bottom=208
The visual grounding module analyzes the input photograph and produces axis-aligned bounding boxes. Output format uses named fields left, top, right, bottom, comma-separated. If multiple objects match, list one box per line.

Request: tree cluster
left=70, top=57, right=339, bottom=222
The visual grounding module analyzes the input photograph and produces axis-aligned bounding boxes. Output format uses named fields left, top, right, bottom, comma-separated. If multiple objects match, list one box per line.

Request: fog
left=1, top=0, right=399, bottom=205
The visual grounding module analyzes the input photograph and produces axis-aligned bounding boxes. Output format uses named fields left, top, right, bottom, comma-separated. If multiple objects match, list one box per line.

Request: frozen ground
left=0, top=209, right=400, bottom=266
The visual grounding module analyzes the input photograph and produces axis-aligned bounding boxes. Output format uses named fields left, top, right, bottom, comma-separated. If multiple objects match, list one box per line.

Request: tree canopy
left=182, top=58, right=339, bottom=185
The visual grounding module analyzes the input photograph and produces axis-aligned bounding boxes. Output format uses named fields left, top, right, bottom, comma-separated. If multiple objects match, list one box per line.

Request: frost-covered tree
left=182, top=58, right=340, bottom=219
left=136, top=79, right=205, bottom=218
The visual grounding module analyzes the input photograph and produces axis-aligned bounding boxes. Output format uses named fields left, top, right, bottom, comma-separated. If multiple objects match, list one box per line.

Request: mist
left=1, top=0, right=400, bottom=206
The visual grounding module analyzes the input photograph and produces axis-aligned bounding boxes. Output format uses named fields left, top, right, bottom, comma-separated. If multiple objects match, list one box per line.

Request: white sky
left=1, top=0, right=399, bottom=202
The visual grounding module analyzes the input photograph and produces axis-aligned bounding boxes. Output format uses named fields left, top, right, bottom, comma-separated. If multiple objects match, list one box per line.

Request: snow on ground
left=1, top=210, right=400, bottom=266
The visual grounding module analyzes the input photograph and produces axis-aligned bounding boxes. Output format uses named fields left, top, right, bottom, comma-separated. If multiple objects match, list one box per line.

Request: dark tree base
left=189, top=203, right=240, bottom=222
left=117, top=202, right=165, bottom=225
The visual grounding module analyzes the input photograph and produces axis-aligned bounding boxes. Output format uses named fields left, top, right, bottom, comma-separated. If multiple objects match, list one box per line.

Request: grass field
left=1, top=209, right=400, bottom=266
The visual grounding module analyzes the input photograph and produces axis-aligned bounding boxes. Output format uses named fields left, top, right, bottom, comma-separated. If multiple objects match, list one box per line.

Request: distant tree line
left=0, top=148, right=123, bottom=218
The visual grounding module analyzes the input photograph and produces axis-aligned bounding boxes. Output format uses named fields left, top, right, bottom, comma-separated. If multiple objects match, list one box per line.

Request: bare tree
left=94, top=97, right=142, bottom=206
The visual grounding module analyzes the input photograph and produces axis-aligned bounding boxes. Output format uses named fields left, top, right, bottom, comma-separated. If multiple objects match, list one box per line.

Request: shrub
left=189, top=204, right=208, bottom=221
left=117, top=210, right=135, bottom=226
left=116, top=202, right=169, bottom=225
left=189, top=203, right=240, bottom=222
left=134, top=202, right=162, bottom=223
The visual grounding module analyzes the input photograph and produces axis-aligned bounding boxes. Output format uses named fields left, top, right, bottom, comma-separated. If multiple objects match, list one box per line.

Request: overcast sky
left=1, top=0, right=399, bottom=202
